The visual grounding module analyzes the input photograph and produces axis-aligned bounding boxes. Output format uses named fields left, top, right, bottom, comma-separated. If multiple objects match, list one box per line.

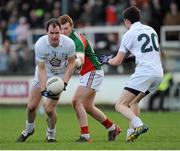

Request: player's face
left=47, top=25, right=61, bottom=47
left=60, top=22, right=72, bottom=37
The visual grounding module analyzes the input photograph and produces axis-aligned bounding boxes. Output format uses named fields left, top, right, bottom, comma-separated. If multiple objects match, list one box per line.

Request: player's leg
left=126, top=103, right=139, bottom=142
left=44, top=98, right=59, bottom=143
left=115, top=89, right=138, bottom=120
left=129, top=77, right=162, bottom=140
left=127, top=93, right=146, bottom=142
left=17, top=86, right=42, bottom=142
left=81, top=90, right=121, bottom=141
left=72, top=86, right=92, bottom=143
left=115, top=89, right=148, bottom=142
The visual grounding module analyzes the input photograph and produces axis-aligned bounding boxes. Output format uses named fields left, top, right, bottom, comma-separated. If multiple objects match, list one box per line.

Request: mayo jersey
left=119, top=22, right=163, bottom=77
left=34, top=34, right=75, bottom=78
left=69, top=30, right=102, bottom=75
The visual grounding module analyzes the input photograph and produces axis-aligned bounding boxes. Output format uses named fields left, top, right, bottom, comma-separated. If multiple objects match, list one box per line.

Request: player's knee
left=45, top=106, right=54, bottom=117
left=115, top=101, right=128, bottom=112
left=27, top=103, right=37, bottom=112
left=83, top=105, right=92, bottom=113
left=72, top=98, right=81, bottom=109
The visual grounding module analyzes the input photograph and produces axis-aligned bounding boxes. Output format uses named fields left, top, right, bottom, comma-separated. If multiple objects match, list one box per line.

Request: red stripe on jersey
left=80, top=56, right=96, bottom=75
left=78, top=33, right=87, bottom=49
left=77, top=33, right=96, bottom=75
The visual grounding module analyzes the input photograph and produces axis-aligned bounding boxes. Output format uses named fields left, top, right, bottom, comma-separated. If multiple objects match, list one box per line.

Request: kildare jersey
left=69, top=30, right=102, bottom=75
left=34, top=35, right=75, bottom=78
left=119, top=22, right=163, bottom=77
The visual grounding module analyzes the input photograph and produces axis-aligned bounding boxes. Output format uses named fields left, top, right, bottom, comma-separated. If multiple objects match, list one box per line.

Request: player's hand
left=41, top=90, right=59, bottom=100
left=63, top=82, right=68, bottom=91
left=99, top=55, right=113, bottom=65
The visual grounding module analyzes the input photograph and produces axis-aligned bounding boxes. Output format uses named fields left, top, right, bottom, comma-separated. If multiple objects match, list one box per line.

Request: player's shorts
left=125, top=75, right=162, bottom=93
left=79, top=70, right=104, bottom=92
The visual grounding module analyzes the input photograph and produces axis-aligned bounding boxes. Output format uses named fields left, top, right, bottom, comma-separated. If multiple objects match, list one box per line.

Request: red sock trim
left=102, top=118, right=113, bottom=129
left=81, top=126, right=89, bottom=134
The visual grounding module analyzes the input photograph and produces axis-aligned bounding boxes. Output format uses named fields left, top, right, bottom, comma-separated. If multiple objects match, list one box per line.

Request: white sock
left=81, top=133, right=90, bottom=140
left=25, top=121, right=34, bottom=133
left=126, top=128, right=134, bottom=139
left=131, top=116, right=143, bottom=128
left=108, top=124, right=115, bottom=131
left=46, top=127, right=56, bottom=138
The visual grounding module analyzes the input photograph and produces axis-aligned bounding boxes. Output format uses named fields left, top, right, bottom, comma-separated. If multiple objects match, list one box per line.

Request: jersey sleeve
left=34, top=40, right=45, bottom=62
left=76, top=33, right=87, bottom=54
left=76, top=39, right=85, bottom=53
left=67, top=39, right=76, bottom=58
left=118, top=32, right=133, bottom=53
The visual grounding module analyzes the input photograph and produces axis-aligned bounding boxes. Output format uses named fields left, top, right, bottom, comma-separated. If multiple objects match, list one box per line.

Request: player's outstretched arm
left=100, top=52, right=125, bottom=66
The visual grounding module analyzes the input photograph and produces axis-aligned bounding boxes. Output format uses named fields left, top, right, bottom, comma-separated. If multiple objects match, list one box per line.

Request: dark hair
left=122, top=6, right=141, bottom=24
left=45, top=18, right=61, bottom=31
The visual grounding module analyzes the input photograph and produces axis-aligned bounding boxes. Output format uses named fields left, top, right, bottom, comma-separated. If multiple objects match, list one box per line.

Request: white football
left=46, top=76, right=64, bottom=94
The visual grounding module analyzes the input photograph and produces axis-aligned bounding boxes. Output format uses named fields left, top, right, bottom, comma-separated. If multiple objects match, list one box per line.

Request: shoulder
left=121, top=29, right=133, bottom=42
left=34, top=35, right=48, bottom=51
left=61, top=34, right=74, bottom=44
left=144, top=24, right=153, bottom=30
left=143, top=24, right=158, bottom=36
left=34, top=35, right=48, bottom=49
left=61, top=34, right=75, bottom=50
left=71, top=31, right=85, bottom=45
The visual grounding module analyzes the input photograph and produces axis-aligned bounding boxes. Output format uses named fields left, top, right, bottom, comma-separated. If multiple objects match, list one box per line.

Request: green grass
left=0, top=105, right=180, bottom=150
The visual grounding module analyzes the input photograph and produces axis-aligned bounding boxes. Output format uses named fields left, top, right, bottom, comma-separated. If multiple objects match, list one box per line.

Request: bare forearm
left=63, top=63, right=75, bottom=83
left=108, top=53, right=124, bottom=66
left=37, top=62, right=47, bottom=91
left=39, top=69, right=46, bottom=91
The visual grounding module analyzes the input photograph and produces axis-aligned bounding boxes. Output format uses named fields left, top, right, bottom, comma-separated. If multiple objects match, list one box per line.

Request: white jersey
left=34, top=34, right=75, bottom=79
left=119, top=22, right=163, bottom=78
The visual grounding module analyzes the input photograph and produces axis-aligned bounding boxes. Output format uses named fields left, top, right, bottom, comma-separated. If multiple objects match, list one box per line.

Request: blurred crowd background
left=0, top=0, right=180, bottom=75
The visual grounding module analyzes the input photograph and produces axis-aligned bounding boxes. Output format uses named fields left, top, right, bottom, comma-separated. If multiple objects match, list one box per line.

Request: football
left=46, top=76, right=64, bottom=94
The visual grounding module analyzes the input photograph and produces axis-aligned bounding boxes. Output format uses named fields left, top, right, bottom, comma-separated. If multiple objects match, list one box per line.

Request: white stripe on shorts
left=86, top=71, right=96, bottom=88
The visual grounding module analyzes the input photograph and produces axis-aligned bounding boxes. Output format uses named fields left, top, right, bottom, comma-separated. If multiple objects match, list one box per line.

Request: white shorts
left=79, top=70, right=104, bottom=92
left=126, top=75, right=162, bottom=93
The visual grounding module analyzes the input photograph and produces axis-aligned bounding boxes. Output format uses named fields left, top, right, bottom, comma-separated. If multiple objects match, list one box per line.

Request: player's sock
left=102, top=118, right=115, bottom=131
left=80, top=126, right=90, bottom=140
left=108, top=124, right=116, bottom=131
left=25, top=121, right=34, bottom=133
left=46, top=127, right=56, bottom=139
left=126, top=128, right=134, bottom=139
left=131, top=116, right=143, bottom=128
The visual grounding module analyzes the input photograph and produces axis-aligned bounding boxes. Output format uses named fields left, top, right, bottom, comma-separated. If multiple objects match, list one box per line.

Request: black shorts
left=124, top=87, right=150, bottom=96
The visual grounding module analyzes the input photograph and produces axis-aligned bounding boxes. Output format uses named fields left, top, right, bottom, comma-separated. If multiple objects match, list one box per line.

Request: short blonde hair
left=58, top=14, right=74, bottom=26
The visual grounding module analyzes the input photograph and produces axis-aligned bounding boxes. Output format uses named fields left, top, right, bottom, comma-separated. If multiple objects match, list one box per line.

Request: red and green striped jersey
left=69, top=30, right=102, bottom=75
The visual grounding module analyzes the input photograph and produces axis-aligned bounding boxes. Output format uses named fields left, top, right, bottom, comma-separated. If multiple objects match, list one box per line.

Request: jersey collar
left=70, top=30, right=75, bottom=38
left=130, top=21, right=141, bottom=29
left=46, top=35, right=62, bottom=47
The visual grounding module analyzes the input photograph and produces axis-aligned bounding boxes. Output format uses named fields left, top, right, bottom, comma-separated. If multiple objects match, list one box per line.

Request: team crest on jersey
left=50, top=57, right=61, bottom=67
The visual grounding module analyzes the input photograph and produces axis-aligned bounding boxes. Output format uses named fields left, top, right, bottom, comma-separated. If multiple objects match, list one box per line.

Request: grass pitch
left=0, top=105, right=180, bottom=150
